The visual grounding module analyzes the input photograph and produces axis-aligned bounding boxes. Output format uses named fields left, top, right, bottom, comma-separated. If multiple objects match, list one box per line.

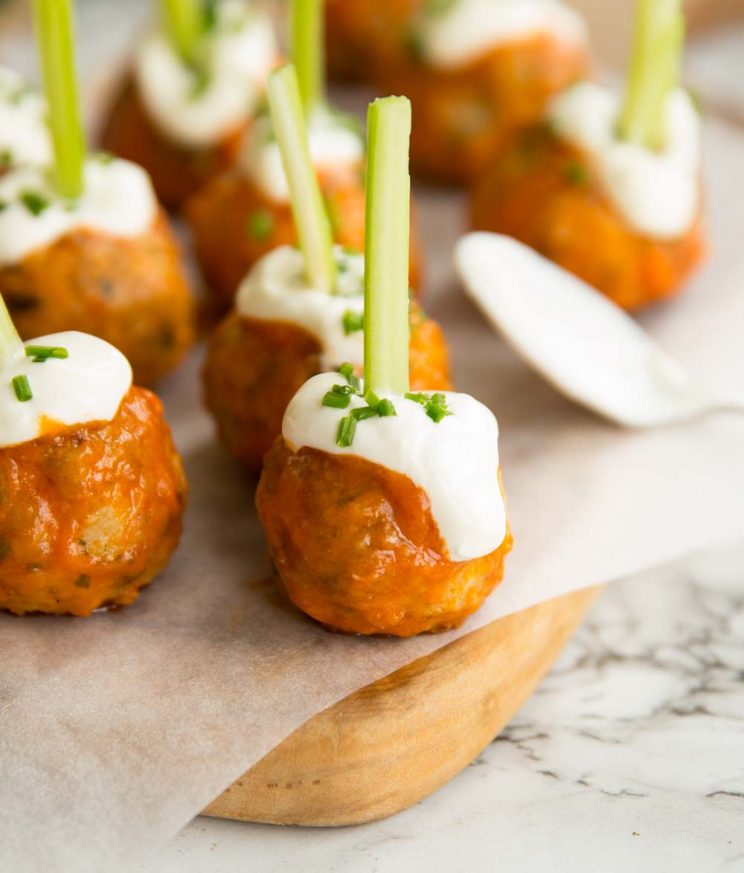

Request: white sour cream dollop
left=239, top=108, right=364, bottom=202
left=0, top=157, right=158, bottom=265
left=0, top=331, right=132, bottom=448
left=0, top=66, right=52, bottom=169
left=236, top=245, right=365, bottom=369
left=419, top=0, right=588, bottom=69
left=283, top=371, right=507, bottom=562
left=548, top=82, right=701, bottom=238
left=134, top=0, right=277, bottom=148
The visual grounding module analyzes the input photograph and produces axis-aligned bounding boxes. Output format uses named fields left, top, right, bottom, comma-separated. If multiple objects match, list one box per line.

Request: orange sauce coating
left=0, top=211, right=195, bottom=385
left=257, top=444, right=512, bottom=637
left=0, top=387, right=187, bottom=616
left=470, top=125, right=706, bottom=309
left=185, top=168, right=423, bottom=314
left=203, top=301, right=452, bottom=474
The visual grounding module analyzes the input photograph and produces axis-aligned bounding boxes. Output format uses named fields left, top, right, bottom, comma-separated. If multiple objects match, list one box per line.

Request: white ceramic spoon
left=455, top=232, right=744, bottom=427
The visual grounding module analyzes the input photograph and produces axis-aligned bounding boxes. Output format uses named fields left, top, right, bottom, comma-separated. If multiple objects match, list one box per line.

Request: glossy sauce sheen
left=258, top=443, right=512, bottom=636
left=0, top=386, right=187, bottom=616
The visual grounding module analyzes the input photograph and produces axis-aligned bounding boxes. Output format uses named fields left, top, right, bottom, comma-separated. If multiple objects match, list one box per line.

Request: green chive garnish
left=377, top=398, right=396, bottom=417
left=351, top=406, right=378, bottom=422
left=12, top=374, right=32, bottom=402
left=405, top=391, right=427, bottom=405
left=336, top=414, right=356, bottom=448
left=426, top=393, right=452, bottom=423
left=342, top=309, right=364, bottom=335
left=322, top=384, right=353, bottom=409
left=25, top=344, right=69, bottom=361
left=339, top=362, right=361, bottom=390
left=20, top=191, right=50, bottom=216
left=248, top=208, right=275, bottom=241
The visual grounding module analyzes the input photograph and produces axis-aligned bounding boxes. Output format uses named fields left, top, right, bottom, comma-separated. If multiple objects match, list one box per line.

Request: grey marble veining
left=142, top=543, right=744, bottom=873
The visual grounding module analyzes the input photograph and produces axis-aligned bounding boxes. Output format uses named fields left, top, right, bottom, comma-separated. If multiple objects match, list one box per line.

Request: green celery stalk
left=363, top=96, right=411, bottom=395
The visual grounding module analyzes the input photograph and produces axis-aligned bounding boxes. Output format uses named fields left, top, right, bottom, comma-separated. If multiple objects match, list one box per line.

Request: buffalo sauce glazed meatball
left=470, top=83, right=706, bottom=309
left=257, top=372, right=512, bottom=637
left=0, top=66, right=51, bottom=174
left=186, top=108, right=422, bottom=313
left=343, top=0, right=589, bottom=184
left=0, top=331, right=186, bottom=616
left=0, top=155, right=195, bottom=385
left=203, top=245, right=449, bottom=473
left=100, top=0, right=278, bottom=209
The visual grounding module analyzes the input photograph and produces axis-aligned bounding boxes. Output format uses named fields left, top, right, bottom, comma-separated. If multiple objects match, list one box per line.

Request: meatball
left=100, top=77, right=246, bottom=210
left=325, top=0, right=414, bottom=82
left=203, top=301, right=451, bottom=474
left=470, top=124, right=706, bottom=309
left=385, top=33, right=588, bottom=184
left=0, top=211, right=195, bottom=385
left=257, top=444, right=512, bottom=637
left=185, top=168, right=423, bottom=314
left=0, top=387, right=187, bottom=616
left=326, top=0, right=588, bottom=184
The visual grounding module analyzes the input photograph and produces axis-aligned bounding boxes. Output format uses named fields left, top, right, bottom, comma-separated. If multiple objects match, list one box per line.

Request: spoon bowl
left=455, top=233, right=741, bottom=427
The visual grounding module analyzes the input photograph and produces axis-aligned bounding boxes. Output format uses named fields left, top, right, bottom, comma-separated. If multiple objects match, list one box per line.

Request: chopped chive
left=322, top=385, right=352, bottom=409
left=426, top=395, right=452, bottom=423
left=12, top=374, right=32, bottom=402
left=247, top=208, right=275, bottom=241
left=363, top=388, right=380, bottom=407
left=32, top=0, right=85, bottom=199
left=351, top=406, right=378, bottom=422
left=0, top=149, right=12, bottom=167
left=20, top=191, right=50, bottom=216
left=364, top=97, right=412, bottom=395
left=336, top=413, right=356, bottom=447
left=291, top=0, right=324, bottom=113
left=0, top=201, right=7, bottom=213
left=564, top=162, right=588, bottom=184
left=267, top=65, right=336, bottom=292
left=338, top=362, right=361, bottom=390
left=377, top=398, right=396, bottom=417
left=25, top=344, right=68, bottom=361
left=405, top=391, right=427, bottom=405
left=617, top=0, right=685, bottom=150
left=342, top=309, right=364, bottom=335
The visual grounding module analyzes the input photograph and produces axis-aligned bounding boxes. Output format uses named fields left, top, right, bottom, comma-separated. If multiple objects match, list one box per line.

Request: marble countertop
left=141, top=542, right=744, bottom=873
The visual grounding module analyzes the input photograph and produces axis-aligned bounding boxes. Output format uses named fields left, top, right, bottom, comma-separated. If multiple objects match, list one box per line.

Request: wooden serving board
left=204, top=586, right=600, bottom=826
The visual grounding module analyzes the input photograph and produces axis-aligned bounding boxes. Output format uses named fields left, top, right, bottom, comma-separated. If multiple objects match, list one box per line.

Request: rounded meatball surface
left=0, top=211, right=195, bottom=385
left=100, top=76, right=245, bottom=210
left=185, top=171, right=422, bottom=314
left=388, top=34, right=588, bottom=184
left=257, top=444, right=512, bottom=637
left=203, top=302, right=452, bottom=474
left=0, top=387, right=187, bottom=616
left=470, top=125, right=706, bottom=309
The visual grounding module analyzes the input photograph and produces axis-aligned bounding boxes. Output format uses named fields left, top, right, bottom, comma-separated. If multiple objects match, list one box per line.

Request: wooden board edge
left=204, top=586, right=601, bottom=827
